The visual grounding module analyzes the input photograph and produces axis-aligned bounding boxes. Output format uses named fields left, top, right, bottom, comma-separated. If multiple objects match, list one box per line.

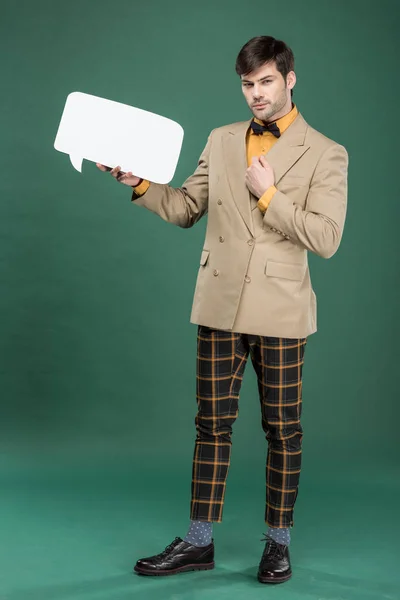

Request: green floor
left=1, top=455, right=399, bottom=600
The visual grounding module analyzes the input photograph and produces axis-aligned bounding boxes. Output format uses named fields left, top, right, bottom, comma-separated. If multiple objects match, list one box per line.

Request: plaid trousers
left=190, top=325, right=307, bottom=528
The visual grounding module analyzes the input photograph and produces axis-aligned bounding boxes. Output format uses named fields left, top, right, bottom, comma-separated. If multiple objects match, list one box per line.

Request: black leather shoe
left=134, top=537, right=215, bottom=576
left=257, top=536, right=292, bottom=583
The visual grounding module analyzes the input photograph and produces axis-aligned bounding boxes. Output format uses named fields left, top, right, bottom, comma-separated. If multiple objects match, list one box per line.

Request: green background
left=0, top=0, right=399, bottom=599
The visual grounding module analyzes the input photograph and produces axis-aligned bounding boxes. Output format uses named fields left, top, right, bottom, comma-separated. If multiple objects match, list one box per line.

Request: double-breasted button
left=213, top=269, right=219, bottom=277
left=219, top=236, right=225, bottom=243
left=245, top=276, right=251, bottom=283
left=247, top=239, right=254, bottom=246
left=217, top=199, right=222, bottom=205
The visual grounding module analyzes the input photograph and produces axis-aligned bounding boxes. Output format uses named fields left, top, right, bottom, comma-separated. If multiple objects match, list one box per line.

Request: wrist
left=259, top=184, right=273, bottom=198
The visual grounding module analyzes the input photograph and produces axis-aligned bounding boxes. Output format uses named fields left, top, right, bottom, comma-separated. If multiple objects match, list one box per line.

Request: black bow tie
left=250, top=119, right=281, bottom=138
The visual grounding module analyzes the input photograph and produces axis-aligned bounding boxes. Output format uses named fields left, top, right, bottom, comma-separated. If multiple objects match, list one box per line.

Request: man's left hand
left=245, top=156, right=275, bottom=198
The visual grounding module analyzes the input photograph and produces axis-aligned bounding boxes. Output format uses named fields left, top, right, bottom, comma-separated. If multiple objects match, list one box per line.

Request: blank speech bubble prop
left=54, top=92, right=184, bottom=184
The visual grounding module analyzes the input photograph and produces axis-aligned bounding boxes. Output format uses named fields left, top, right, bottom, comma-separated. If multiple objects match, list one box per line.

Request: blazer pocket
left=265, top=260, right=306, bottom=281
left=200, top=249, right=210, bottom=266
left=277, top=176, right=309, bottom=195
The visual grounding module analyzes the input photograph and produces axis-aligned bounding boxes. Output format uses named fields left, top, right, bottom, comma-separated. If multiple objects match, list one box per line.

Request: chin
left=254, top=109, right=271, bottom=122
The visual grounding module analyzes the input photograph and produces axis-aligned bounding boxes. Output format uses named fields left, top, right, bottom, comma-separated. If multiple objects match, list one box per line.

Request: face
left=241, top=61, right=296, bottom=123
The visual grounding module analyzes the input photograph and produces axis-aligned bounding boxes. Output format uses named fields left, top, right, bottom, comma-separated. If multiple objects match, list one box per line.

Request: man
left=97, top=35, right=348, bottom=584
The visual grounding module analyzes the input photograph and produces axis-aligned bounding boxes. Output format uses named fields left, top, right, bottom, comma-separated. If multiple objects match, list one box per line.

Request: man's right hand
left=96, top=164, right=142, bottom=187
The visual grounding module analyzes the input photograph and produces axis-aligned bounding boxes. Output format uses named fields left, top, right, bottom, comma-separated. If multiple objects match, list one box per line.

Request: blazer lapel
left=222, top=124, right=254, bottom=236
left=223, top=113, right=311, bottom=219
left=265, top=112, right=310, bottom=184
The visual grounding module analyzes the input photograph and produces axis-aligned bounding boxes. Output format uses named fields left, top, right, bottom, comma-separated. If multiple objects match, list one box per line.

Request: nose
left=252, top=85, right=263, bottom=100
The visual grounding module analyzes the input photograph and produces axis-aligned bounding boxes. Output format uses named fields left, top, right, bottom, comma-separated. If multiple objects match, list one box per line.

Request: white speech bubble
left=54, top=92, right=184, bottom=184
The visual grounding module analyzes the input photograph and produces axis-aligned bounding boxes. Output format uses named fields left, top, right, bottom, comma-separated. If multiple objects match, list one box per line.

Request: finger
left=117, top=171, right=128, bottom=182
left=96, top=163, right=111, bottom=171
left=251, top=162, right=262, bottom=172
left=110, top=166, right=122, bottom=177
left=259, top=155, right=269, bottom=166
left=251, top=156, right=258, bottom=164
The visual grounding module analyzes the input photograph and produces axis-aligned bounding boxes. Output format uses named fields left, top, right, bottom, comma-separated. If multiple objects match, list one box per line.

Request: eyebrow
left=242, top=76, right=275, bottom=83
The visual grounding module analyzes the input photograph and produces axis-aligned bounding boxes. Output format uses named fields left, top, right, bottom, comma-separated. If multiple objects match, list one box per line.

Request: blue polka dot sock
left=267, top=527, right=291, bottom=546
left=183, top=520, right=213, bottom=547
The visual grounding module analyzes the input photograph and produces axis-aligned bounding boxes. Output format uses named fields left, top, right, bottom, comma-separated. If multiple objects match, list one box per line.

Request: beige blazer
left=133, top=112, right=348, bottom=338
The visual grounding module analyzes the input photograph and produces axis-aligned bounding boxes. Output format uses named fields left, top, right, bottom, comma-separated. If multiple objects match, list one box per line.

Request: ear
left=287, top=70, right=296, bottom=91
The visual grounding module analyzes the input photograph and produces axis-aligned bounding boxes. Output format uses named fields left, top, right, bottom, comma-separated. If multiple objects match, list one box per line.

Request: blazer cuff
left=132, top=179, right=150, bottom=199
left=257, top=185, right=278, bottom=213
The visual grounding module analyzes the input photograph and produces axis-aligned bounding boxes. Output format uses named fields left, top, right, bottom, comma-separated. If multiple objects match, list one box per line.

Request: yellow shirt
left=133, top=104, right=299, bottom=213
left=247, top=104, right=298, bottom=212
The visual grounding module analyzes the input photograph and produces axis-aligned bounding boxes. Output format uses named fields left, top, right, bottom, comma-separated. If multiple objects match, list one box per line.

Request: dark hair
left=235, top=36, right=295, bottom=96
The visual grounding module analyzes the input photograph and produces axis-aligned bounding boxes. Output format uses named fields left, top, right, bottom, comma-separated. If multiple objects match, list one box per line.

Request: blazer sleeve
left=131, top=131, right=213, bottom=228
left=262, top=143, right=349, bottom=259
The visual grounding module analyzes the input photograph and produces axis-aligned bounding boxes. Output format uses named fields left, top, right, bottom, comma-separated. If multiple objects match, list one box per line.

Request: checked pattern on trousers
left=190, top=325, right=307, bottom=528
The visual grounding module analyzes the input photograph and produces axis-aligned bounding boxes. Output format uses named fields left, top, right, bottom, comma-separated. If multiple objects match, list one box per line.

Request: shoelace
left=260, top=535, right=285, bottom=560
left=156, top=537, right=181, bottom=559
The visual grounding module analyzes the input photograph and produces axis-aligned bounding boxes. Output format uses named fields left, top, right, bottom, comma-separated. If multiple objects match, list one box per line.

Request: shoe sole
left=258, top=571, right=292, bottom=584
left=134, top=562, right=215, bottom=576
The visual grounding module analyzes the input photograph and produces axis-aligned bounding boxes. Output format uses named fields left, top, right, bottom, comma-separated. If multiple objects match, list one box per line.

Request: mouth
left=253, top=103, right=267, bottom=109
